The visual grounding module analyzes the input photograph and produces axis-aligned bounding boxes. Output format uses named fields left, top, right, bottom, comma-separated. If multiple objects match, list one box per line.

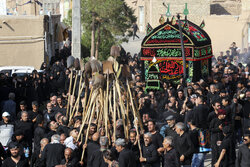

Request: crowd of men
left=0, top=43, right=250, bottom=167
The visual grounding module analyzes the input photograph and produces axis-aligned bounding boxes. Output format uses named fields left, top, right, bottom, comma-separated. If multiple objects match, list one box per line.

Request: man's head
left=55, top=112, right=62, bottom=123
left=64, top=148, right=73, bottom=161
left=8, top=142, right=20, bottom=158
left=49, top=121, right=58, bottom=131
left=40, top=138, right=49, bottom=149
left=165, top=115, right=176, bottom=128
left=243, top=133, right=250, bottom=146
left=222, top=97, right=230, bottom=106
left=219, top=90, right=227, bottom=98
left=9, top=92, right=15, bottom=100
left=70, top=129, right=79, bottom=139
left=47, top=102, right=53, bottom=112
left=237, top=81, right=245, bottom=89
left=212, top=101, right=221, bottom=112
left=60, top=133, right=67, bottom=144
left=177, top=90, right=184, bottom=99
left=217, top=109, right=226, bottom=120
left=196, top=95, right=205, bottom=105
left=57, top=96, right=63, bottom=105
left=147, top=120, right=156, bottom=133
left=246, top=89, right=250, bottom=101
left=144, top=132, right=152, bottom=146
left=190, top=94, right=198, bottom=103
left=169, top=96, right=176, bottom=104
left=129, top=130, right=137, bottom=144
left=61, top=116, right=69, bottom=126
left=51, top=134, right=60, bottom=143
left=14, top=130, right=24, bottom=141
left=36, top=115, right=44, bottom=126
left=2, top=112, right=10, bottom=123
left=91, top=132, right=99, bottom=142
left=32, top=101, right=39, bottom=112
left=210, top=84, right=216, bottom=93
left=51, top=95, right=57, bottom=105
left=115, top=138, right=126, bottom=152
left=163, top=136, right=173, bottom=149
left=21, top=111, right=28, bottom=122
left=100, top=136, right=108, bottom=148
left=89, top=123, right=97, bottom=135
left=175, top=122, right=185, bottom=135
left=19, top=101, right=27, bottom=111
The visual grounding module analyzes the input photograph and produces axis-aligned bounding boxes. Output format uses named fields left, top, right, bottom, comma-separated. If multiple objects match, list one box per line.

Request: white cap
left=2, top=112, right=10, bottom=117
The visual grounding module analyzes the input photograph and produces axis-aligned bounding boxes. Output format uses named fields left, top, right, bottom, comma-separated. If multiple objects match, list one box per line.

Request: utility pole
left=177, top=13, right=187, bottom=82
left=72, top=0, right=81, bottom=60
left=34, top=0, right=37, bottom=16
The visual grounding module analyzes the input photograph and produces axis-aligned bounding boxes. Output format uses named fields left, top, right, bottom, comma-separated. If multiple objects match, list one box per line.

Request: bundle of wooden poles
left=65, top=66, right=144, bottom=160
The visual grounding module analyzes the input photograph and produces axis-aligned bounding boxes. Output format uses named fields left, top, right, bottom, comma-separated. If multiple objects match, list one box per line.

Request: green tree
left=65, top=0, right=136, bottom=61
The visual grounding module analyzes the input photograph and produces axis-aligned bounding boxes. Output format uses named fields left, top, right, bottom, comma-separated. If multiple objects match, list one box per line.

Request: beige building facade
left=126, top=0, right=250, bottom=56
left=204, top=0, right=250, bottom=56
left=126, top=0, right=210, bottom=32
left=0, top=15, right=61, bottom=69
left=0, top=15, right=45, bottom=69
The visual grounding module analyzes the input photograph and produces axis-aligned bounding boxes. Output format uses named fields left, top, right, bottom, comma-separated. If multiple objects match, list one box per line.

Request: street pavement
left=121, top=32, right=146, bottom=55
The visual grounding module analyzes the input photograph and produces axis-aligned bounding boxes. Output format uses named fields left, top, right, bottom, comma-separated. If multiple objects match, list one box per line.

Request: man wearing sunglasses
left=236, top=132, right=250, bottom=167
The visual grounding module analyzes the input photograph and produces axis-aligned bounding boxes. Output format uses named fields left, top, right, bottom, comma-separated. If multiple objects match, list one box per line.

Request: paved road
left=121, top=32, right=146, bottom=55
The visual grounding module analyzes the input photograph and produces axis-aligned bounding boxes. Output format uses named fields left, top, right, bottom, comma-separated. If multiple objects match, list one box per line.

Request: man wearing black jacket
left=41, top=134, right=65, bottom=167
left=128, top=130, right=141, bottom=167
left=147, top=120, right=163, bottom=153
left=140, top=132, right=160, bottom=167
left=2, top=142, right=29, bottom=167
left=162, top=136, right=180, bottom=167
left=188, top=119, right=206, bottom=167
left=87, top=136, right=108, bottom=167
left=193, top=95, right=209, bottom=129
left=15, top=111, right=33, bottom=148
left=59, top=148, right=79, bottom=167
left=115, top=138, right=136, bottom=167
left=175, top=122, right=194, bottom=167
left=236, top=132, right=250, bottom=167
left=86, top=132, right=100, bottom=165
left=34, top=115, right=46, bottom=152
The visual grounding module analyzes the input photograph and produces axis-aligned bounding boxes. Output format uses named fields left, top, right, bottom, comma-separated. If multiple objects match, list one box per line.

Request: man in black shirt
left=28, top=101, right=39, bottom=123
left=115, top=138, right=136, bottom=167
left=128, top=130, right=141, bottom=167
left=41, top=134, right=65, bottom=167
left=147, top=120, right=163, bottom=153
left=175, top=122, right=194, bottom=167
left=214, top=126, right=235, bottom=167
left=188, top=119, right=206, bottom=167
left=162, top=136, right=180, bottom=167
left=47, top=121, right=59, bottom=140
left=59, top=148, right=79, bottom=167
left=140, top=132, right=160, bottom=167
left=15, top=111, right=33, bottom=147
left=193, top=95, right=209, bottom=129
left=86, top=132, right=100, bottom=165
left=207, top=100, right=221, bottom=124
left=88, top=136, right=109, bottom=167
left=2, top=142, right=29, bottom=167
left=236, top=132, right=250, bottom=167
left=34, top=115, right=46, bottom=152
